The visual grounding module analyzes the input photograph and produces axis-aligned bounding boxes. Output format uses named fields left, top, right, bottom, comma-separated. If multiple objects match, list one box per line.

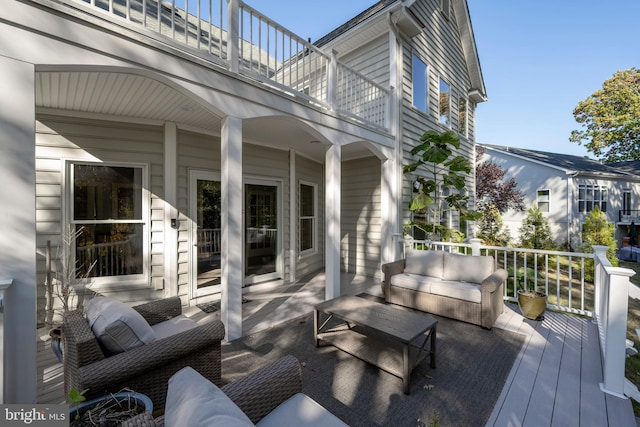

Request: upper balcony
left=52, top=0, right=391, bottom=132
left=619, top=210, right=640, bottom=225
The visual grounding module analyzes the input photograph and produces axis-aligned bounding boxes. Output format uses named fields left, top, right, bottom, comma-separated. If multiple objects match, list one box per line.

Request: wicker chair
left=123, top=355, right=306, bottom=427
left=61, top=296, right=225, bottom=407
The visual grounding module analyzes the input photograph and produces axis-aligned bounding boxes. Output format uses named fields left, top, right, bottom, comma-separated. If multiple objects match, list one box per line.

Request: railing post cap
left=593, top=245, right=609, bottom=255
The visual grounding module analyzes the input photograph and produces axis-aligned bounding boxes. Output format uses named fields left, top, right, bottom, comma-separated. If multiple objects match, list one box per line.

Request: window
left=458, top=96, right=468, bottom=136
left=623, top=189, right=632, bottom=216
left=439, top=78, right=451, bottom=127
left=71, top=163, right=146, bottom=279
left=537, top=190, right=550, bottom=213
left=578, top=184, right=607, bottom=213
left=412, top=54, right=428, bottom=113
left=299, top=182, right=317, bottom=254
left=440, top=0, right=452, bottom=19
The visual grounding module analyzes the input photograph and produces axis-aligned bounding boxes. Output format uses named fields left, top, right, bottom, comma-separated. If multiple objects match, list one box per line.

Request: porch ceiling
left=35, top=70, right=375, bottom=163
left=35, top=70, right=223, bottom=132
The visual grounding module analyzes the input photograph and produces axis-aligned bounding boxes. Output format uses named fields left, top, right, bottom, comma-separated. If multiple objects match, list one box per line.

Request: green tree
left=579, top=205, right=618, bottom=266
left=403, top=130, right=481, bottom=240
left=570, top=68, right=640, bottom=162
left=477, top=203, right=511, bottom=247
left=518, top=205, right=554, bottom=250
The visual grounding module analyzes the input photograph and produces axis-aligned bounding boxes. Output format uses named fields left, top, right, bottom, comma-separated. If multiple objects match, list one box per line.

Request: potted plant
left=517, top=288, right=547, bottom=320
left=44, top=225, right=96, bottom=362
left=68, top=388, right=153, bottom=427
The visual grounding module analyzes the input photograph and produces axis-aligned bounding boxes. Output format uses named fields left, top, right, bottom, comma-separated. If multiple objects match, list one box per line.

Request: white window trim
left=299, top=180, right=318, bottom=258
left=537, top=189, right=550, bottom=213
left=577, top=183, right=608, bottom=213
left=66, top=160, right=150, bottom=289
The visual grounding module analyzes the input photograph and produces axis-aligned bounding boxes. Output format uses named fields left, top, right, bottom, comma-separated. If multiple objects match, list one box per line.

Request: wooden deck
left=36, top=272, right=637, bottom=426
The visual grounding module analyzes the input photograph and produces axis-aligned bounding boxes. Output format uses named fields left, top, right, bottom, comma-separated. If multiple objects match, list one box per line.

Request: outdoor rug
left=221, top=297, right=526, bottom=427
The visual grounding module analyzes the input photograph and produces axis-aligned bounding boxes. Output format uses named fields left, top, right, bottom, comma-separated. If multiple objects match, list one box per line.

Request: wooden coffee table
left=314, top=295, right=437, bottom=394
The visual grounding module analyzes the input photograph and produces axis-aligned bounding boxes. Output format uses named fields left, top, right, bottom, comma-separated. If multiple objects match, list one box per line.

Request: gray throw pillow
left=85, top=296, right=156, bottom=355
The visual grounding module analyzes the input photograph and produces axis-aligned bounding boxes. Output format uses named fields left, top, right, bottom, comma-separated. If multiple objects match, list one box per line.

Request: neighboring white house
left=0, top=0, right=485, bottom=402
left=479, top=144, right=640, bottom=249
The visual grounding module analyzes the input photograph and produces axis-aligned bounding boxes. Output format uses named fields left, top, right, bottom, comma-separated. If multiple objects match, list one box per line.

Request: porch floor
left=36, top=271, right=636, bottom=426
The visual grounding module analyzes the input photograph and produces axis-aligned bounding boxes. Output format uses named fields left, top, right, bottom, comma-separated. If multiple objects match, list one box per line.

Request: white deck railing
left=65, top=0, right=390, bottom=129
left=405, top=239, right=596, bottom=316
left=197, top=228, right=221, bottom=255
left=76, top=239, right=135, bottom=277
left=404, top=239, right=640, bottom=401
left=591, top=246, right=639, bottom=399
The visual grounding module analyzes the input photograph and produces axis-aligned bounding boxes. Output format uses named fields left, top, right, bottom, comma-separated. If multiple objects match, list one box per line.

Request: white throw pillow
left=85, top=296, right=156, bottom=355
left=165, top=366, right=255, bottom=427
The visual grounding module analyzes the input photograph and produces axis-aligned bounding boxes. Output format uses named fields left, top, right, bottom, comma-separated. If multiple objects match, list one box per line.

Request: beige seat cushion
left=390, top=273, right=481, bottom=303
left=150, top=315, right=199, bottom=340
left=428, top=280, right=482, bottom=303
left=390, top=273, right=441, bottom=293
left=256, top=393, right=349, bottom=427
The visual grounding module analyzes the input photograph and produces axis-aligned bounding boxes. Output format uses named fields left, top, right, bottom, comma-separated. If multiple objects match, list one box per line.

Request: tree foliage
left=518, top=205, right=554, bottom=250
left=404, top=130, right=481, bottom=239
left=570, top=68, right=640, bottom=162
left=579, top=206, right=618, bottom=266
left=475, top=146, right=525, bottom=214
left=477, top=204, right=511, bottom=247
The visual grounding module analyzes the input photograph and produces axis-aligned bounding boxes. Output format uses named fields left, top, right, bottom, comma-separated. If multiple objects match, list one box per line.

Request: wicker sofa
left=381, top=249, right=508, bottom=329
left=124, top=355, right=348, bottom=426
left=62, top=296, right=225, bottom=407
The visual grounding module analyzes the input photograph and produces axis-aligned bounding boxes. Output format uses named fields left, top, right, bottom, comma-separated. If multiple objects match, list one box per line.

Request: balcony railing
left=65, top=0, right=390, bottom=130
left=619, top=210, right=640, bottom=223
left=403, top=238, right=639, bottom=400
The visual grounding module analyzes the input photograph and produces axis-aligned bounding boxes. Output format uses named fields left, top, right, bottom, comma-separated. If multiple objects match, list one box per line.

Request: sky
left=244, top=0, right=639, bottom=158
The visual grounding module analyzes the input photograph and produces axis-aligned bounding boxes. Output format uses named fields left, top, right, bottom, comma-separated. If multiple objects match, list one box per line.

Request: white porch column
left=0, top=58, right=36, bottom=403
left=163, top=122, right=178, bottom=297
left=221, top=116, right=243, bottom=340
left=381, top=147, right=398, bottom=265
left=289, top=149, right=297, bottom=283
left=325, top=144, right=341, bottom=300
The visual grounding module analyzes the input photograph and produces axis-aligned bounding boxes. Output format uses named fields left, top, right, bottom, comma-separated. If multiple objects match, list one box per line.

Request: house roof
left=481, top=144, right=640, bottom=179
left=314, top=0, right=486, bottom=102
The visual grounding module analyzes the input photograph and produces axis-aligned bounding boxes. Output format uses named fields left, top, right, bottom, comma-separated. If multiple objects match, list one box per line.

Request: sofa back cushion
left=443, top=253, right=494, bottom=284
left=404, top=249, right=444, bottom=278
left=85, top=296, right=157, bottom=355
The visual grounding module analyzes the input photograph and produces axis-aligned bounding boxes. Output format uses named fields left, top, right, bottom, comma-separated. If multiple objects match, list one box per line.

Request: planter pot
left=69, top=391, right=153, bottom=426
left=517, top=290, right=547, bottom=320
